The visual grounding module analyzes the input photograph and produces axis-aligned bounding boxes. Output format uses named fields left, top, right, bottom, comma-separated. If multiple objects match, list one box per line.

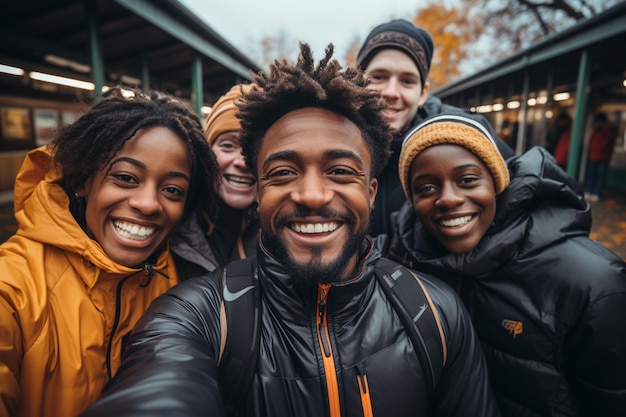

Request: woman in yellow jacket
left=0, top=87, right=218, bottom=417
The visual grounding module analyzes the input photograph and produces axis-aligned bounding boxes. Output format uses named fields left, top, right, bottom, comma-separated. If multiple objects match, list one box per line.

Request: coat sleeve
left=425, top=278, right=502, bottom=417
left=81, top=274, right=225, bottom=417
left=566, top=275, right=626, bottom=416
left=0, top=246, right=37, bottom=417
left=0, top=294, right=22, bottom=417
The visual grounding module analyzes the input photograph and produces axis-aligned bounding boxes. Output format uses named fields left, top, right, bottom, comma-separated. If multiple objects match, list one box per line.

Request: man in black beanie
left=357, top=19, right=513, bottom=238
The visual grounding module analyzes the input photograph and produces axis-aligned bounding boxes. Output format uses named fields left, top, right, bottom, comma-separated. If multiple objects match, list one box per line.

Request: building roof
left=0, top=0, right=260, bottom=104
left=433, top=1, right=626, bottom=105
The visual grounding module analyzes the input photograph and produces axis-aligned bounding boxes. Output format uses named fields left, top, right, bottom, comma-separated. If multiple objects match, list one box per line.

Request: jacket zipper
left=317, top=283, right=341, bottom=417
left=355, top=363, right=373, bottom=417
left=106, top=274, right=133, bottom=378
left=105, top=264, right=159, bottom=378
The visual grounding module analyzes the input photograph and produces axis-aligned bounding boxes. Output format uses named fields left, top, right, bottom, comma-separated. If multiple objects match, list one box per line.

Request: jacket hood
left=13, top=146, right=58, bottom=213
left=394, top=146, right=590, bottom=278
left=12, top=146, right=171, bottom=284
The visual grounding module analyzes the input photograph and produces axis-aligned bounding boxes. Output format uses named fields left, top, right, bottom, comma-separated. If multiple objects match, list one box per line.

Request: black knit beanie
left=357, top=19, right=434, bottom=84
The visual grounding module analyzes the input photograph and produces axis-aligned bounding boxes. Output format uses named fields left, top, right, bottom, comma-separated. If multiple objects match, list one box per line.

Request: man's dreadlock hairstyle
left=51, top=86, right=219, bottom=220
left=237, top=42, right=393, bottom=179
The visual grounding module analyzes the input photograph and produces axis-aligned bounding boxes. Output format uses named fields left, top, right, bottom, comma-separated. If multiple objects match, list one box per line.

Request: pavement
left=587, top=187, right=626, bottom=260
left=0, top=188, right=625, bottom=260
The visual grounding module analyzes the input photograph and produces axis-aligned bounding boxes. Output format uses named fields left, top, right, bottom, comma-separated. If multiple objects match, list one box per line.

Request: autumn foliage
left=412, top=2, right=484, bottom=88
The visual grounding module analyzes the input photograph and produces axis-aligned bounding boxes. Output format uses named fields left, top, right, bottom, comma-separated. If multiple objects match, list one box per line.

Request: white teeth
left=114, top=221, right=155, bottom=241
left=292, top=222, right=339, bottom=234
left=225, top=175, right=254, bottom=188
left=439, top=215, right=472, bottom=227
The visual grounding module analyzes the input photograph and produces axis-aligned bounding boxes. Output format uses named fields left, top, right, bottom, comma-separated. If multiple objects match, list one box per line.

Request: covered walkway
left=433, top=2, right=626, bottom=189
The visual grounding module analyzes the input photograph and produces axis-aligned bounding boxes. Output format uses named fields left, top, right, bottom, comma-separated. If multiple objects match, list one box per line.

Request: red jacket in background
left=553, top=128, right=571, bottom=166
left=588, top=125, right=618, bottom=162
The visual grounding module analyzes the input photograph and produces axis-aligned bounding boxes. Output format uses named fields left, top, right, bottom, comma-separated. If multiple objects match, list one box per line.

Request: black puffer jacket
left=83, top=237, right=499, bottom=417
left=370, top=95, right=513, bottom=238
left=387, top=147, right=626, bottom=417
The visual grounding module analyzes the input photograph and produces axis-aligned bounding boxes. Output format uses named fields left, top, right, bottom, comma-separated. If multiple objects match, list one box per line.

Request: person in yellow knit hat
left=384, top=108, right=626, bottom=417
left=0, top=86, right=219, bottom=417
left=170, top=83, right=259, bottom=278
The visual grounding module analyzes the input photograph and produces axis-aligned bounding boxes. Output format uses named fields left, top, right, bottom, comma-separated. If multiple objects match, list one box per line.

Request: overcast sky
left=179, top=0, right=422, bottom=64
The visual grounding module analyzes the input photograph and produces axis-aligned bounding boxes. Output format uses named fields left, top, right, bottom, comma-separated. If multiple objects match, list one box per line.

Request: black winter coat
left=83, top=237, right=500, bottom=417
left=386, top=146, right=626, bottom=417
left=369, top=95, right=513, bottom=238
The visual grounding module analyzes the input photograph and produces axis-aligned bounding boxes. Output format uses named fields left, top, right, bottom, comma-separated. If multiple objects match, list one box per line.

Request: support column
left=191, top=52, right=203, bottom=118
left=516, top=69, right=530, bottom=155
left=567, top=49, right=592, bottom=180
left=540, top=62, right=554, bottom=149
left=84, top=0, right=105, bottom=102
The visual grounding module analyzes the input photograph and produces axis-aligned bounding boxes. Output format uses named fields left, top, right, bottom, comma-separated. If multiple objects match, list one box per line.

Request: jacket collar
left=256, top=236, right=380, bottom=321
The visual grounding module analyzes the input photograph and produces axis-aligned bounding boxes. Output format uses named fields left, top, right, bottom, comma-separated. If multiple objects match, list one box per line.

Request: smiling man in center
left=256, top=107, right=375, bottom=284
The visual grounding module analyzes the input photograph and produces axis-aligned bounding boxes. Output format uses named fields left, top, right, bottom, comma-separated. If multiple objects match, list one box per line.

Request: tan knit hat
left=204, top=83, right=253, bottom=145
left=399, top=112, right=510, bottom=200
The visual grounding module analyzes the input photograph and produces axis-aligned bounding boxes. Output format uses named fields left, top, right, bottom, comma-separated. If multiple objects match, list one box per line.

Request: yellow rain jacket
left=0, top=146, right=181, bottom=417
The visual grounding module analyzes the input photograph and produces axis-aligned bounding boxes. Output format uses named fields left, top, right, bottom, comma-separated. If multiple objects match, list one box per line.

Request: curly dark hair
left=50, top=86, right=219, bottom=220
left=237, top=43, right=392, bottom=179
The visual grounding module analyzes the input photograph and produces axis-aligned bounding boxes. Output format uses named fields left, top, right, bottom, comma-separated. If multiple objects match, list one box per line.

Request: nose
left=233, top=150, right=249, bottom=170
left=128, top=185, right=161, bottom=215
left=435, top=183, right=464, bottom=209
left=381, top=77, right=400, bottom=100
left=290, top=170, right=332, bottom=209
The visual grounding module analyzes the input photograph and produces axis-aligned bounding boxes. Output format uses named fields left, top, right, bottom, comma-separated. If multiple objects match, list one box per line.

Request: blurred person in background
left=170, top=83, right=259, bottom=278
left=584, top=112, right=618, bottom=202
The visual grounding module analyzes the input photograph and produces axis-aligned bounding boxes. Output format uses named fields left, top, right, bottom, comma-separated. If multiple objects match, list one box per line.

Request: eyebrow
left=112, top=156, right=190, bottom=182
left=261, top=148, right=365, bottom=171
left=324, top=149, right=364, bottom=166
left=412, top=163, right=483, bottom=181
left=261, top=150, right=297, bottom=171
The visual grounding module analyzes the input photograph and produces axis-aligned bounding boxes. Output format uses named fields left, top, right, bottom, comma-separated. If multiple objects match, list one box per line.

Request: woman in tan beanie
left=382, top=109, right=626, bottom=417
left=170, top=83, right=259, bottom=277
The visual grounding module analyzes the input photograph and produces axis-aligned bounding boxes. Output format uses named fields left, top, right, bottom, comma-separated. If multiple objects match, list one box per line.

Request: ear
left=419, top=82, right=430, bottom=107
left=369, top=177, right=378, bottom=207
left=76, top=178, right=93, bottom=199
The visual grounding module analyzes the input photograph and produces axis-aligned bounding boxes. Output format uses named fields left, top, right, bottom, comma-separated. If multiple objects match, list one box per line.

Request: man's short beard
left=262, top=224, right=368, bottom=287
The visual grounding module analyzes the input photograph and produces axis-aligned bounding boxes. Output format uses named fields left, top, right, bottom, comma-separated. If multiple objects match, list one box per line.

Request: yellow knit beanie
left=204, top=83, right=253, bottom=145
left=399, top=112, right=510, bottom=201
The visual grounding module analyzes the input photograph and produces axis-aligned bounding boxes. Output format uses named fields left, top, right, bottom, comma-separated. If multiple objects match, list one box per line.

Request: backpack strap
left=374, top=257, right=447, bottom=391
left=218, top=256, right=260, bottom=413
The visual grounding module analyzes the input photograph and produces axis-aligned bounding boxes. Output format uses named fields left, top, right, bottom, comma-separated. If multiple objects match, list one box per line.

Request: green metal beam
left=192, top=52, right=203, bottom=117
left=85, top=0, right=105, bottom=103
left=539, top=63, right=554, bottom=148
left=567, top=49, right=592, bottom=179
left=516, top=70, right=530, bottom=155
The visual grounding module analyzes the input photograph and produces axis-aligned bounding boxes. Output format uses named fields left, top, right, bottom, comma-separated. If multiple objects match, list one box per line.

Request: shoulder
left=410, top=269, right=463, bottom=313
left=542, top=237, right=626, bottom=292
left=375, top=258, right=466, bottom=326
left=0, top=235, right=65, bottom=287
